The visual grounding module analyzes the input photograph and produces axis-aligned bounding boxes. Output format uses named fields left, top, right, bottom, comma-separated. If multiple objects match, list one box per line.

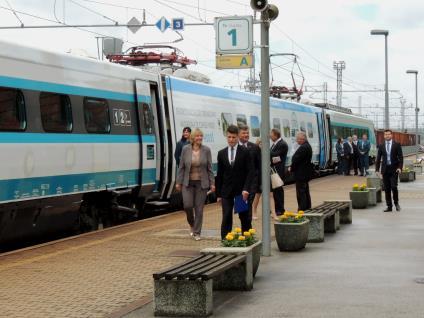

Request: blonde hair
left=190, top=128, right=204, bottom=145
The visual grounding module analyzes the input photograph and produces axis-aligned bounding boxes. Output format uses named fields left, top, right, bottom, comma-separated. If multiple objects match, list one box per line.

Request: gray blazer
left=176, top=144, right=215, bottom=189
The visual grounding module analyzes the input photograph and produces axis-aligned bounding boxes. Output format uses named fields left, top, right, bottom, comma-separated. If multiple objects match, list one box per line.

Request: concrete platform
left=1, top=173, right=423, bottom=318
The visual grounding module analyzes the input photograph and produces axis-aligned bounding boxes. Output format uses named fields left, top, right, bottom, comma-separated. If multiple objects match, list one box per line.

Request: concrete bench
left=304, top=201, right=351, bottom=243
left=153, top=253, right=250, bottom=317
left=367, top=176, right=382, bottom=203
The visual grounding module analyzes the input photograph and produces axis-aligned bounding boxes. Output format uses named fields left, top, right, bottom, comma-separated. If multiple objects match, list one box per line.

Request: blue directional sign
left=156, top=16, right=170, bottom=33
left=172, top=18, right=184, bottom=31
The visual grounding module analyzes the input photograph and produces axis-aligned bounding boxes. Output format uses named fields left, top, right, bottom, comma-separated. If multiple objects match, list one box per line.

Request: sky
left=0, top=0, right=423, bottom=131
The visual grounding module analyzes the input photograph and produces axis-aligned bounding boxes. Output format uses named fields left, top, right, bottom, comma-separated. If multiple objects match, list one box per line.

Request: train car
left=325, top=109, right=377, bottom=165
left=0, top=40, right=376, bottom=245
left=0, top=40, right=170, bottom=244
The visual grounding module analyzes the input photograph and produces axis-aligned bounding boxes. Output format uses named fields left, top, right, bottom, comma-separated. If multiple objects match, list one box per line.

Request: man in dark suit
left=238, top=125, right=261, bottom=230
left=352, top=135, right=360, bottom=175
left=270, top=128, right=288, bottom=216
left=289, top=131, right=313, bottom=211
left=216, top=125, right=255, bottom=239
left=343, top=137, right=354, bottom=176
left=375, top=129, right=403, bottom=212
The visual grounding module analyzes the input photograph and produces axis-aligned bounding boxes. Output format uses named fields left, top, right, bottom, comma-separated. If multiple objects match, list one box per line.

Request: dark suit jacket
left=270, top=139, right=288, bottom=178
left=343, top=142, right=353, bottom=158
left=243, top=141, right=261, bottom=193
left=352, top=141, right=360, bottom=157
left=216, top=145, right=255, bottom=198
left=375, top=140, right=403, bottom=174
left=176, top=144, right=214, bottom=189
left=290, top=141, right=313, bottom=182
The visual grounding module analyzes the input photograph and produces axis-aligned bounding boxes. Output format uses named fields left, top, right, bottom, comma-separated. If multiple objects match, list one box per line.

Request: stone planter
left=399, top=171, right=415, bottom=182
left=413, top=165, right=422, bottom=174
left=274, top=219, right=310, bottom=251
left=367, top=188, right=377, bottom=206
left=349, top=191, right=369, bottom=209
left=201, top=240, right=262, bottom=279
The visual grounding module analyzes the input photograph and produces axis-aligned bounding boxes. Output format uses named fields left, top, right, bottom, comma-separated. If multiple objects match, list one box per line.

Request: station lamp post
left=370, top=29, right=390, bottom=129
left=406, top=70, right=419, bottom=158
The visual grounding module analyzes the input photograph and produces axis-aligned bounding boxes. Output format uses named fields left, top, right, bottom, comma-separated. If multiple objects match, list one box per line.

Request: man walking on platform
left=375, top=129, right=403, bottom=212
left=289, top=131, right=313, bottom=211
left=216, top=125, right=254, bottom=239
left=270, top=128, right=288, bottom=216
left=238, top=125, right=261, bottom=230
left=343, top=136, right=354, bottom=175
left=358, top=134, right=371, bottom=176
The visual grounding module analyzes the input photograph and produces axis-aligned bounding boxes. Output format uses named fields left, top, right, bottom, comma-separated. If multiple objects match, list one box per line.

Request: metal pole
left=415, top=73, right=419, bottom=159
left=260, top=12, right=271, bottom=257
left=384, top=34, right=390, bottom=129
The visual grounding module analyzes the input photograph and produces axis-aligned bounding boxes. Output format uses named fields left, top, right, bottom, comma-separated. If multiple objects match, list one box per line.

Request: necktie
left=386, top=142, right=391, bottom=165
left=230, top=146, right=235, bottom=165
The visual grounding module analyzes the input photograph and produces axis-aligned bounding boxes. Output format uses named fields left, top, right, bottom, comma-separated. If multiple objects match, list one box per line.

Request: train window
left=300, top=121, right=306, bottom=132
left=141, top=103, right=154, bottom=135
left=236, top=114, right=247, bottom=128
left=290, top=112, right=298, bottom=137
left=307, top=122, right=313, bottom=138
left=273, top=118, right=281, bottom=131
left=250, top=116, right=260, bottom=137
left=83, top=98, right=110, bottom=133
left=0, top=87, right=26, bottom=131
left=221, top=112, right=233, bottom=136
left=282, top=119, right=290, bottom=138
left=40, top=92, right=72, bottom=132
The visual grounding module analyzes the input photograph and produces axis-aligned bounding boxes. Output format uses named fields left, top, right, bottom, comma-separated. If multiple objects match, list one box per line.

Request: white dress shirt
left=271, top=137, right=282, bottom=150
left=228, top=144, right=238, bottom=164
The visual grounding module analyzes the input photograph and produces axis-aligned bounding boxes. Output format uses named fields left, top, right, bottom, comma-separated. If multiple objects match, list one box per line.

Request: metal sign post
left=259, top=10, right=271, bottom=257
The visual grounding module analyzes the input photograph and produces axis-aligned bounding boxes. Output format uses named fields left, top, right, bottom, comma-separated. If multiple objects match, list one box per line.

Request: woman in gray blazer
left=176, top=128, right=215, bottom=240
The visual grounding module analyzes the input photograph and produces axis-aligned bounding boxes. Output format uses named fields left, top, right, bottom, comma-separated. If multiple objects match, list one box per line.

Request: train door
left=323, top=111, right=332, bottom=168
left=135, top=80, right=158, bottom=197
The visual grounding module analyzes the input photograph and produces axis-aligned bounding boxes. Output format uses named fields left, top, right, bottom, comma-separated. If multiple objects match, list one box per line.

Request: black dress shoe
left=395, top=204, right=401, bottom=211
left=383, top=207, right=393, bottom=212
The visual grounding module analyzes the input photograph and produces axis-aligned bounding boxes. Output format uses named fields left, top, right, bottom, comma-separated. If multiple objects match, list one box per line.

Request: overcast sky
left=1, top=0, right=423, bottom=130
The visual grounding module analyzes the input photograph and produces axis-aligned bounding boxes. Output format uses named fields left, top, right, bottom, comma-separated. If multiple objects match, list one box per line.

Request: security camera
left=250, top=0, right=268, bottom=12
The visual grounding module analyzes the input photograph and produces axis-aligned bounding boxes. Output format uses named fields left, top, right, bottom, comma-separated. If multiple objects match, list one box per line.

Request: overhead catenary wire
left=68, top=0, right=119, bottom=24
left=5, top=0, right=24, bottom=26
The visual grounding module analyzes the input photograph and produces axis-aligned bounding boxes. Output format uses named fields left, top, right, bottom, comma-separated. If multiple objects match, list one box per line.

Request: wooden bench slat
left=200, top=255, right=246, bottom=279
left=184, top=255, right=240, bottom=280
left=174, top=255, right=234, bottom=279
left=165, top=255, right=228, bottom=279
left=153, top=254, right=215, bottom=280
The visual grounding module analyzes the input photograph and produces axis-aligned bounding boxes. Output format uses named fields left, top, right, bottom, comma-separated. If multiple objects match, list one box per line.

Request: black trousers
left=343, top=155, right=352, bottom=175
left=296, top=181, right=311, bottom=211
left=352, top=154, right=359, bottom=175
left=221, top=197, right=250, bottom=239
left=272, top=186, right=285, bottom=215
left=383, top=166, right=399, bottom=207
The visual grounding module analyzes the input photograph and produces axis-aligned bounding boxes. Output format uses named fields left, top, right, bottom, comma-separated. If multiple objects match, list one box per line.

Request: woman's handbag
left=271, top=167, right=284, bottom=189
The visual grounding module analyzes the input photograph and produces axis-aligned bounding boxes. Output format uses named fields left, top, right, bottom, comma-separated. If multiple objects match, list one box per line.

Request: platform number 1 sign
left=215, top=16, right=253, bottom=54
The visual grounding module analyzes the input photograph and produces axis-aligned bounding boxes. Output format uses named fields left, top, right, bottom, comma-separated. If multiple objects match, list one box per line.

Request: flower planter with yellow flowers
left=349, top=183, right=369, bottom=209
left=201, top=228, right=262, bottom=278
left=274, top=211, right=309, bottom=252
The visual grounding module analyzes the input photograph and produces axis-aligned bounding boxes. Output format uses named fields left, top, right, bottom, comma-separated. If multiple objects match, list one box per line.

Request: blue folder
left=234, top=195, right=249, bottom=214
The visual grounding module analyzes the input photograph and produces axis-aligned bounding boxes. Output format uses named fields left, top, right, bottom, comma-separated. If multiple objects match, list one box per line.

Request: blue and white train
left=0, top=41, right=376, bottom=244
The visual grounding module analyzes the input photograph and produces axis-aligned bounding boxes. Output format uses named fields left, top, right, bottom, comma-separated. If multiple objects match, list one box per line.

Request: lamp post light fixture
left=370, top=29, right=389, bottom=129
left=406, top=69, right=419, bottom=158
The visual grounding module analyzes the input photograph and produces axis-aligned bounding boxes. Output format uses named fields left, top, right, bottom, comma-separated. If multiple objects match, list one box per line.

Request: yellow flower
left=235, top=227, right=242, bottom=233
left=298, top=210, right=304, bottom=215
left=295, top=215, right=301, bottom=219
left=283, top=211, right=290, bottom=216
left=231, top=231, right=237, bottom=236
left=238, top=235, right=246, bottom=241
left=225, top=234, right=234, bottom=241
left=249, top=229, right=256, bottom=235
left=243, top=231, right=251, bottom=237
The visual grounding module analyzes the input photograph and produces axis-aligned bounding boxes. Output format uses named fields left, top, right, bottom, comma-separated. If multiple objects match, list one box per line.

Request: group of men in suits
left=215, top=125, right=313, bottom=239
left=340, top=134, right=371, bottom=176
